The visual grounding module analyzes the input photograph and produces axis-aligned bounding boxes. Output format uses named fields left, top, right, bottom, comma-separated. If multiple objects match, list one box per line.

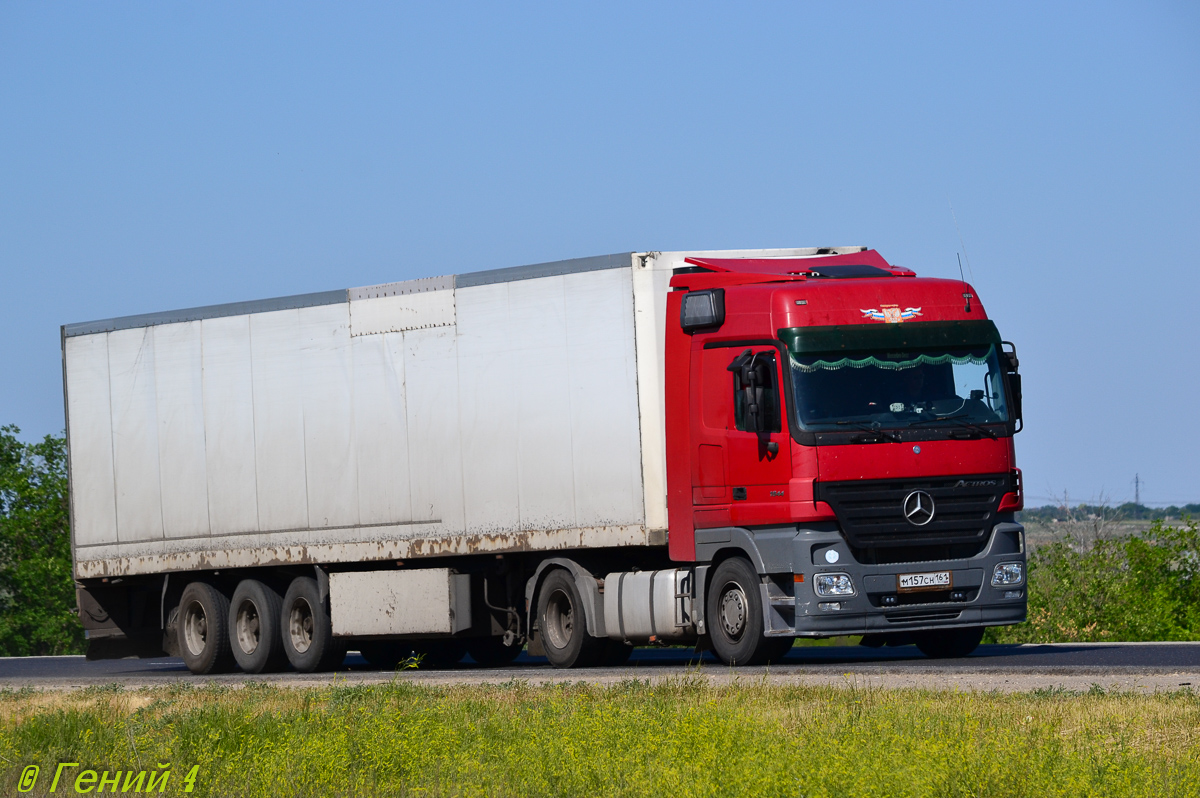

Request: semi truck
left=62, top=246, right=1027, bottom=674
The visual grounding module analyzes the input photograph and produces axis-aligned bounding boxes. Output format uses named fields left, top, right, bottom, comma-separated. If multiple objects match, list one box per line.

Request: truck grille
left=814, top=473, right=1012, bottom=552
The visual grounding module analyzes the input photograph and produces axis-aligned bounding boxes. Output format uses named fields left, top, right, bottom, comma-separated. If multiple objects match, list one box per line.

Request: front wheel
left=706, top=558, right=774, bottom=666
left=915, top=627, right=984, bottom=659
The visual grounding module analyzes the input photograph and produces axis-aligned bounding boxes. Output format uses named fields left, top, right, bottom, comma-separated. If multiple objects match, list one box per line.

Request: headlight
left=814, top=573, right=855, bottom=597
left=991, top=562, right=1024, bottom=586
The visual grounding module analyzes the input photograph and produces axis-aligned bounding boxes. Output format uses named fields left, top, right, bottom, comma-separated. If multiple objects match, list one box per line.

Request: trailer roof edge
left=62, top=289, right=349, bottom=338
left=454, top=251, right=634, bottom=288
left=63, top=253, right=638, bottom=338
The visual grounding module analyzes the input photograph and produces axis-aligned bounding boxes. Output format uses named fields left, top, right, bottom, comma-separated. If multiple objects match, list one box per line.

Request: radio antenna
left=958, top=253, right=972, bottom=312
left=949, top=201, right=976, bottom=284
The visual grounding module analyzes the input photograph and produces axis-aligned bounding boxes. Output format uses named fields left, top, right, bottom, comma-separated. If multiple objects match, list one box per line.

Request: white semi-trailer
left=65, top=247, right=1026, bottom=673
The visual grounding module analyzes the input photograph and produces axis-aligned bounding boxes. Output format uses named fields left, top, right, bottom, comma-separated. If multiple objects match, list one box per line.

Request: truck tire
left=178, top=582, right=236, bottom=675
left=281, top=577, right=346, bottom=672
left=228, top=579, right=287, bottom=674
left=706, top=557, right=773, bottom=666
left=537, top=569, right=603, bottom=668
left=466, top=637, right=522, bottom=667
left=915, top=626, right=985, bottom=659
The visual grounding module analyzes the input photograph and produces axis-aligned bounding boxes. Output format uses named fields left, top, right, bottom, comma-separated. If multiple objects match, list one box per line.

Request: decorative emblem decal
left=903, top=490, right=936, bottom=526
left=861, top=304, right=922, bottom=323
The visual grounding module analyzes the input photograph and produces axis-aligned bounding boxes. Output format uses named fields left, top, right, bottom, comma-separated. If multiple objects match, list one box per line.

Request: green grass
left=0, top=679, right=1197, bottom=797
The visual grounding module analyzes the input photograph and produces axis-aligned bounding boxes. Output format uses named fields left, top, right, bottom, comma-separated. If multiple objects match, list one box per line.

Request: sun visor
left=779, top=320, right=1002, bottom=355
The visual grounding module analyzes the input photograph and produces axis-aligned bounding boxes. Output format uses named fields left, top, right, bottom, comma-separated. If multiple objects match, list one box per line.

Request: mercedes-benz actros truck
left=63, top=246, right=1026, bottom=673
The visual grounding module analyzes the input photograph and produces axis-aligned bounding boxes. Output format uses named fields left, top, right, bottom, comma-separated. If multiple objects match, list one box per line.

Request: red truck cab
left=664, top=249, right=1026, bottom=660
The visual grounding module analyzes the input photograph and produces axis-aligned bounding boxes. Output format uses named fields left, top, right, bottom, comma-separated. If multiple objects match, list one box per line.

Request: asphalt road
left=3, top=643, right=1199, bottom=692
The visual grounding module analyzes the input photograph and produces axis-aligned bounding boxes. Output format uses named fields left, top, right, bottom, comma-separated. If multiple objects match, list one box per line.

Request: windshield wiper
left=906, top=414, right=998, bottom=439
left=835, top=420, right=901, bottom=443
left=948, top=418, right=999, bottom=439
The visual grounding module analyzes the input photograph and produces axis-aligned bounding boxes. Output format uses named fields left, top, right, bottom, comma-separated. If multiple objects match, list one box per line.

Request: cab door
left=690, top=344, right=792, bottom=528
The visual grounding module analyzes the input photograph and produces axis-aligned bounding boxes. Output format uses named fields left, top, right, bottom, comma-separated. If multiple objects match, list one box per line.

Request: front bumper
left=773, top=522, right=1027, bottom=637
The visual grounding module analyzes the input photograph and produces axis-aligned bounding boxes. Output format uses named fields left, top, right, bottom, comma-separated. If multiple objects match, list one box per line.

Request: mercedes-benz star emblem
left=903, top=490, right=935, bottom=526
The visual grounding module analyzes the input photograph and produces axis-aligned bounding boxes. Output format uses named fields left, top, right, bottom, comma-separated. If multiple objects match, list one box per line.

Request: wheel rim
left=182, top=599, right=208, bottom=658
left=718, top=582, right=749, bottom=641
left=288, top=597, right=315, bottom=654
left=235, top=600, right=261, bottom=655
left=544, top=588, right=575, bottom=651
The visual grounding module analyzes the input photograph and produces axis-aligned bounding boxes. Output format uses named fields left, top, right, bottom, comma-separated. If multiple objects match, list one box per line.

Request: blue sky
left=2, top=2, right=1197, bottom=506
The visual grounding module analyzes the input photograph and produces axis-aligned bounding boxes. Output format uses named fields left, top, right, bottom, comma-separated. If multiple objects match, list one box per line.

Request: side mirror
left=1000, top=341, right=1022, bottom=431
left=1001, top=341, right=1019, bottom=373
left=728, top=349, right=769, bottom=433
left=1008, top=373, right=1023, bottom=428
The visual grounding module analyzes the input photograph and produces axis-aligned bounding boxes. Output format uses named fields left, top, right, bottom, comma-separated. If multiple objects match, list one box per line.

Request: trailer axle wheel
left=281, top=576, right=346, bottom=673
left=178, top=582, right=235, bottom=675
left=229, top=579, right=287, bottom=674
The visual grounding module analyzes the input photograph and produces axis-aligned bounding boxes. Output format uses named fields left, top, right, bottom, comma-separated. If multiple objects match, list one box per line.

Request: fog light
left=818, top=602, right=843, bottom=611
left=991, top=562, right=1024, bottom=587
left=950, top=591, right=966, bottom=602
left=1004, top=590, right=1023, bottom=599
left=882, top=595, right=898, bottom=606
left=814, top=573, right=855, bottom=597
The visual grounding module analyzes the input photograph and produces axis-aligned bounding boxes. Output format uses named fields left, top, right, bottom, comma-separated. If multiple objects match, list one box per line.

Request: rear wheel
left=229, top=580, right=286, bottom=674
left=706, top=558, right=773, bottom=666
left=915, top=626, right=984, bottom=659
left=537, top=569, right=603, bottom=668
left=281, top=577, right=346, bottom=672
left=179, top=582, right=235, bottom=675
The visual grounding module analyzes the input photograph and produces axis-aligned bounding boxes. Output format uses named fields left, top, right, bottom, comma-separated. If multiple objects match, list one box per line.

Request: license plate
left=897, top=571, right=952, bottom=592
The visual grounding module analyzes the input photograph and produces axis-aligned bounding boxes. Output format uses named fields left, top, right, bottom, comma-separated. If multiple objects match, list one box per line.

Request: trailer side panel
left=67, top=265, right=652, bottom=578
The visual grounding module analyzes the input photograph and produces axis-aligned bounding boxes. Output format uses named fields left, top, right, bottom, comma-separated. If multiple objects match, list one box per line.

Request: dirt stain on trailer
left=75, top=525, right=666, bottom=579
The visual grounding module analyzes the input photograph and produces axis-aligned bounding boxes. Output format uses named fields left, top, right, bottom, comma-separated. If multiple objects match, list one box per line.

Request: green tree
left=0, top=426, right=84, bottom=655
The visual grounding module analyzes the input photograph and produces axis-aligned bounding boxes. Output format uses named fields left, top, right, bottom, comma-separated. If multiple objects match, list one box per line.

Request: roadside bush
left=986, top=518, right=1200, bottom=643
left=0, top=427, right=83, bottom=655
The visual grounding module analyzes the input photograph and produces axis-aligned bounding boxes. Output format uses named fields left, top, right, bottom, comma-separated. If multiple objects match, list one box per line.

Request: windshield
left=789, top=344, right=1010, bottom=430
